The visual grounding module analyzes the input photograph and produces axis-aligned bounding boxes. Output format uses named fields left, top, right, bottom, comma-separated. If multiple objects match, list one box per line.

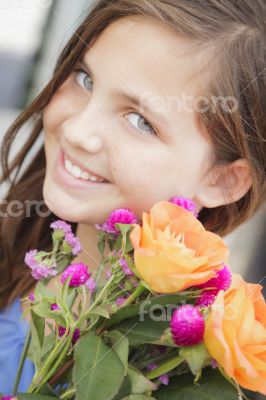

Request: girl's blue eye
left=75, top=70, right=93, bottom=91
left=126, top=112, right=156, bottom=135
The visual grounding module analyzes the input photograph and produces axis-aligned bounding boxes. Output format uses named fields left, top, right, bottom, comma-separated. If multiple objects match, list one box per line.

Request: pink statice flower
left=64, top=231, right=82, bottom=256
left=24, top=249, right=57, bottom=281
left=196, top=264, right=232, bottom=307
left=51, top=219, right=82, bottom=255
left=85, top=277, right=96, bottom=293
left=61, top=263, right=90, bottom=287
left=169, top=196, right=198, bottom=217
left=170, top=305, right=205, bottom=347
left=116, top=297, right=127, bottom=306
left=119, top=258, right=133, bottom=276
left=50, top=220, right=72, bottom=233
left=105, top=268, right=112, bottom=279
left=28, top=292, right=35, bottom=302
left=159, top=374, right=169, bottom=385
left=95, top=208, right=138, bottom=236
left=25, top=249, right=38, bottom=268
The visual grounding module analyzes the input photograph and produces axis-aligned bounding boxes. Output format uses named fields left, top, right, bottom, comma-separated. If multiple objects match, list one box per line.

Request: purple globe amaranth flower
left=72, top=328, right=81, bottom=344
left=119, top=258, right=133, bottom=276
left=95, top=208, right=138, bottom=236
left=85, top=277, right=96, bottom=293
left=170, top=305, right=205, bottom=347
left=169, top=196, right=198, bottom=217
left=51, top=303, right=60, bottom=311
left=196, top=264, right=232, bottom=307
left=58, top=326, right=80, bottom=344
left=61, top=262, right=90, bottom=287
left=196, top=291, right=217, bottom=307
left=200, top=264, right=232, bottom=292
left=1, top=396, right=13, bottom=400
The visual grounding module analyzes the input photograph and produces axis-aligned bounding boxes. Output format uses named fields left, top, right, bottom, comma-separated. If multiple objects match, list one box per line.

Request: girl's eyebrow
left=78, top=57, right=168, bottom=125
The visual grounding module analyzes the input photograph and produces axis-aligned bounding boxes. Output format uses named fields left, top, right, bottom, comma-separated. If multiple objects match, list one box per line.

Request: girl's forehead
left=81, top=16, right=207, bottom=123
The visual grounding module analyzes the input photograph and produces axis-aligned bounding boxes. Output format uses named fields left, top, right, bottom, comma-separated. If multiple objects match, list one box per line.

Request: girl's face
left=43, top=16, right=213, bottom=224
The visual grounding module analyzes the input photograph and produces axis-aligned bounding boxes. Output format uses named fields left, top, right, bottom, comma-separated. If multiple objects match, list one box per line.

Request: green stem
left=28, top=333, right=68, bottom=392
left=35, top=329, right=74, bottom=393
left=12, top=330, right=31, bottom=396
left=79, top=275, right=115, bottom=325
left=145, top=355, right=184, bottom=380
left=60, top=387, right=76, bottom=399
left=91, top=256, right=106, bottom=303
left=136, top=349, right=175, bottom=370
left=123, top=282, right=147, bottom=306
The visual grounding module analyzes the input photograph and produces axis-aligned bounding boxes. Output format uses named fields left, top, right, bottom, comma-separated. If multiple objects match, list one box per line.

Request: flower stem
left=91, top=256, right=106, bottom=303
left=145, top=355, right=184, bottom=380
left=60, top=387, right=76, bottom=399
left=123, top=282, right=147, bottom=306
left=12, top=330, right=31, bottom=396
left=35, top=329, right=74, bottom=393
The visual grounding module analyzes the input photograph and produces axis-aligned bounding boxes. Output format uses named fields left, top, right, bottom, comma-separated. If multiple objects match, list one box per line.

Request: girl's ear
left=195, top=159, right=252, bottom=209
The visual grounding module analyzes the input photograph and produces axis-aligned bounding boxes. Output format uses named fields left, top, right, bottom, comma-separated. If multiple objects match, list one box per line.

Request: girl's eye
left=75, top=70, right=93, bottom=91
left=126, top=112, right=156, bottom=136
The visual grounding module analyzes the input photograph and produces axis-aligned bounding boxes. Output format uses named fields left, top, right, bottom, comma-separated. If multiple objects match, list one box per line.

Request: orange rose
left=204, top=274, right=266, bottom=395
left=129, top=201, right=229, bottom=293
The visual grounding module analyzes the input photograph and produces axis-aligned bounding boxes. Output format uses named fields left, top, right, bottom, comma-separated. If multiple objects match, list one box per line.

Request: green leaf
left=116, top=223, right=133, bottom=237
left=107, top=294, right=185, bottom=328
left=17, top=395, right=57, bottom=399
left=73, top=331, right=124, bottom=400
left=115, top=315, right=170, bottom=346
left=35, top=281, right=55, bottom=300
left=40, top=333, right=56, bottom=362
left=32, top=302, right=66, bottom=326
left=156, top=368, right=239, bottom=400
left=128, top=365, right=157, bottom=393
left=97, top=237, right=106, bottom=256
left=121, top=396, right=156, bottom=400
left=104, top=330, right=129, bottom=373
left=29, top=311, right=45, bottom=368
left=86, top=305, right=110, bottom=319
left=180, top=344, right=212, bottom=376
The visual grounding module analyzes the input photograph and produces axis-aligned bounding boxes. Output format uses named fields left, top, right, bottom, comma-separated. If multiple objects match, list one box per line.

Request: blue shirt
left=0, top=298, right=35, bottom=395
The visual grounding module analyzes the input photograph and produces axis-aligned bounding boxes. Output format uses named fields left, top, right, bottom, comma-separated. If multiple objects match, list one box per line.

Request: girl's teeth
left=64, top=155, right=105, bottom=182
left=80, top=171, right=90, bottom=180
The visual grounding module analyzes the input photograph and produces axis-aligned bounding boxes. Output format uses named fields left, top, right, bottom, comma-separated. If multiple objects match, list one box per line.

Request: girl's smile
left=54, top=146, right=112, bottom=189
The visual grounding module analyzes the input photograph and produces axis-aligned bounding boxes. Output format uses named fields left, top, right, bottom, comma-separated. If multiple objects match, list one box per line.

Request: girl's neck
left=73, top=223, right=104, bottom=272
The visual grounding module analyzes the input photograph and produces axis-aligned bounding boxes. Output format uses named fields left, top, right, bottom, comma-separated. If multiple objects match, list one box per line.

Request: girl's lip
left=53, top=148, right=111, bottom=190
left=63, top=148, right=108, bottom=182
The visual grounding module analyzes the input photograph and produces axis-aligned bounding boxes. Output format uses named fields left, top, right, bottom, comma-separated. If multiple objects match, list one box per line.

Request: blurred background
left=0, top=1, right=265, bottom=398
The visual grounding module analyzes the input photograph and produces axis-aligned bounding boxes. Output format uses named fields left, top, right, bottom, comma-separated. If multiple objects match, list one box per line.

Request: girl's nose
left=61, top=106, right=106, bottom=154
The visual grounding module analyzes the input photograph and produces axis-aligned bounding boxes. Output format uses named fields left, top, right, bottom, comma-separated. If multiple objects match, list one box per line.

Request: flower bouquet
left=3, top=197, right=266, bottom=400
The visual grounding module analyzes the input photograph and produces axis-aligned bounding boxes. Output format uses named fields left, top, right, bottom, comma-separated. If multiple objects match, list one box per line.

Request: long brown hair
left=1, top=0, right=265, bottom=309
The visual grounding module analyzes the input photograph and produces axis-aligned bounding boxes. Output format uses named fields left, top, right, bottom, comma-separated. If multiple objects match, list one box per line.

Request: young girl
left=0, top=0, right=265, bottom=395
